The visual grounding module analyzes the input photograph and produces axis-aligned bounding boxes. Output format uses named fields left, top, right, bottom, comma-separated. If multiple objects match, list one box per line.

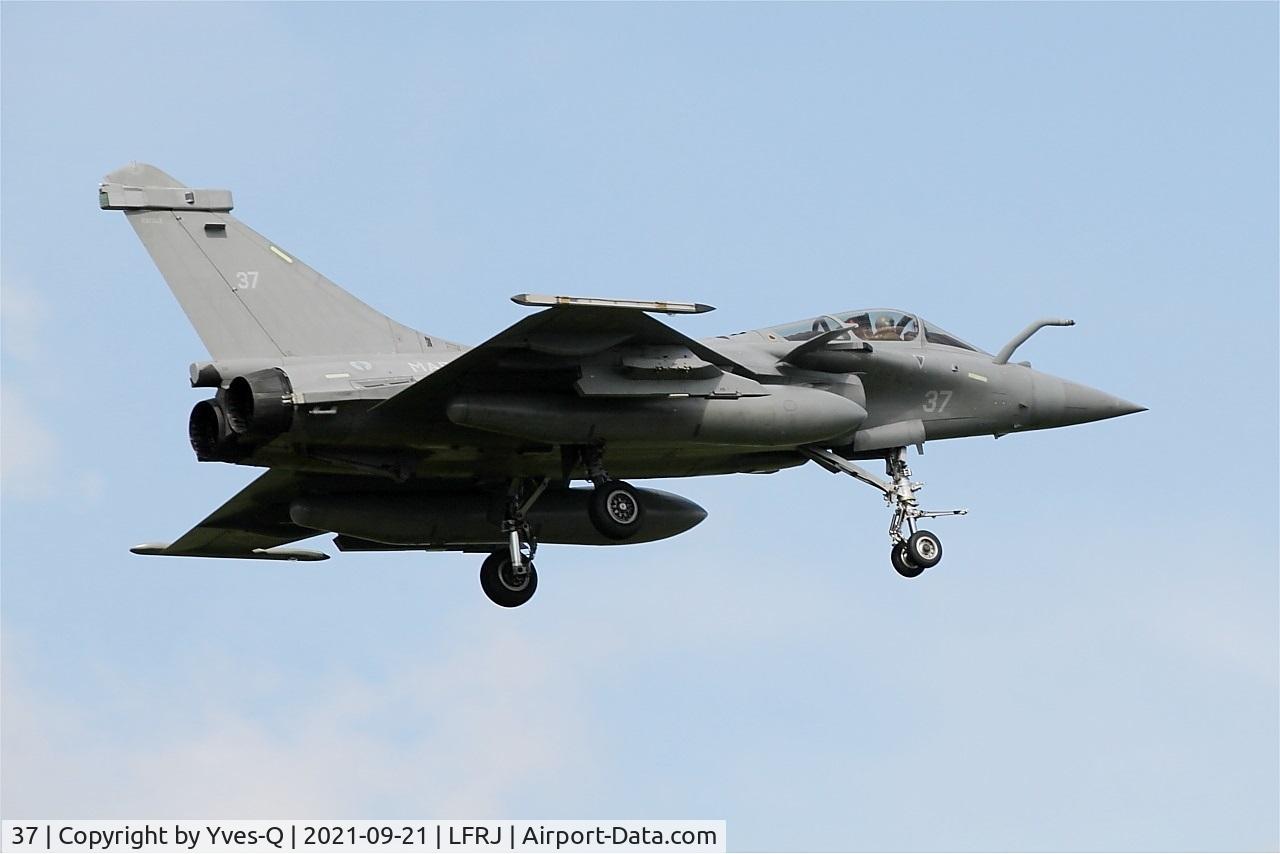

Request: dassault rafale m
left=101, top=164, right=1144, bottom=607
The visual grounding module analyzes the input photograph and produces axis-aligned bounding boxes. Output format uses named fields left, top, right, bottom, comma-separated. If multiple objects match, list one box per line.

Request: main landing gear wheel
left=483, top=477, right=546, bottom=607
left=906, top=530, right=942, bottom=568
left=891, top=543, right=925, bottom=578
left=588, top=479, right=645, bottom=540
left=480, top=550, right=538, bottom=608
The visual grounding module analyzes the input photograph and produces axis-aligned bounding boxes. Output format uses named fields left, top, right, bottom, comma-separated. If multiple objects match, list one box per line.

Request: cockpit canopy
left=762, top=309, right=986, bottom=353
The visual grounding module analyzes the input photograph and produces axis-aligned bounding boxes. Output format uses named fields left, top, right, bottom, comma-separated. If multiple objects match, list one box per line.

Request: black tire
left=906, top=530, right=942, bottom=568
left=891, top=543, right=925, bottom=578
left=479, top=551, right=538, bottom=607
left=588, top=480, right=645, bottom=541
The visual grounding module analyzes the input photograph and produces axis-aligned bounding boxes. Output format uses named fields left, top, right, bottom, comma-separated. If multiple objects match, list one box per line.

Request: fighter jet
left=100, top=163, right=1144, bottom=607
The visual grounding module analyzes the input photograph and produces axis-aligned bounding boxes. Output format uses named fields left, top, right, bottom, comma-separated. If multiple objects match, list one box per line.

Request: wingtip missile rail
left=511, top=293, right=716, bottom=314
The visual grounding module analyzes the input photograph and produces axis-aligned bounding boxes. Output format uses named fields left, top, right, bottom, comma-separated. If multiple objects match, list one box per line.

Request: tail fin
left=100, top=163, right=458, bottom=359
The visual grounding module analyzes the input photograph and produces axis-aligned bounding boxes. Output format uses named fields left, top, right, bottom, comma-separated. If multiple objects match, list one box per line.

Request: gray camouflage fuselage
left=187, top=324, right=1139, bottom=482
left=100, top=162, right=1142, bottom=583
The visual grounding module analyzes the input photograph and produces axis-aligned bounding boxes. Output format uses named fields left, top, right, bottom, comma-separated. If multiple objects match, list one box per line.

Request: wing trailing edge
left=131, top=543, right=329, bottom=561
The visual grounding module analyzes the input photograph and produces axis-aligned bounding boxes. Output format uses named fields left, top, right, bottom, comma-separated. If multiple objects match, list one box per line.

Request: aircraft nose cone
left=1062, top=381, right=1146, bottom=424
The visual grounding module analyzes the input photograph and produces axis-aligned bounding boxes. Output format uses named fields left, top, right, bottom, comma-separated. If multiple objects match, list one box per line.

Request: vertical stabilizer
left=100, top=163, right=458, bottom=359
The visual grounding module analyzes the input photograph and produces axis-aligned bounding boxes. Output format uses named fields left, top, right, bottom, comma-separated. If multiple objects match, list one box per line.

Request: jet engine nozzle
left=224, top=368, right=294, bottom=437
left=188, top=399, right=245, bottom=462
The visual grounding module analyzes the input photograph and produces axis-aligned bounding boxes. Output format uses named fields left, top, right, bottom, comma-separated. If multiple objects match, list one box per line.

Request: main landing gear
left=579, top=444, right=645, bottom=541
left=480, top=549, right=538, bottom=608
left=478, top=447, right=648, bottom=607
left=804, top=446, right=966, bottom=579
left=480, top=478, right=547, bottom=608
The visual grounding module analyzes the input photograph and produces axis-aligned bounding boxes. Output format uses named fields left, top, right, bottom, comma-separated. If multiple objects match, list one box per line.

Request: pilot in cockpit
left=871, top=314, right=902, bottom=341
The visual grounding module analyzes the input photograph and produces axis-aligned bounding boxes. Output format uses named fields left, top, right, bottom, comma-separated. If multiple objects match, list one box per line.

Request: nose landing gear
left=890, top=541, right=925, bottom=578
left=890, top=531, right=943, bottom=578
left=804, top=446, right=966, bottom=578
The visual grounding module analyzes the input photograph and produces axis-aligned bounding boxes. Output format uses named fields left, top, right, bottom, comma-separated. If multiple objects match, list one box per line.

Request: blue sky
left=2, top=3, right=1276, bottom=850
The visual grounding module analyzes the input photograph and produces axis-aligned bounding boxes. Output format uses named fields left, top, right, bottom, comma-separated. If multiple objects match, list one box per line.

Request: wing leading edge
left=372, top=302, right=753, bottom=419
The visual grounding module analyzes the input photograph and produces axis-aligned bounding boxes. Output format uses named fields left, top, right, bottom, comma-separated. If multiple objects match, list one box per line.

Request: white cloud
left=1, top=279, right=77, bottom=502
left=1, top=278, right=47, bottom=362
left=0, top=562, right=838, bottom=820
left=0, top=278, right=105, bottom=503
left=0, top=384, right=59, bottom=500
left=1, top=625, right=593, bottom=818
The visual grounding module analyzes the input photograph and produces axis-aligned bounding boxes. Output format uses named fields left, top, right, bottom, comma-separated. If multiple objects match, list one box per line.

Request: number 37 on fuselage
left=100, top=163, right=1144, bottom=606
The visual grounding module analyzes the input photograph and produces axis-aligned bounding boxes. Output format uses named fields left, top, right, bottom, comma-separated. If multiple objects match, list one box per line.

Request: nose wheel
left=891, top=530, right=942, bottom=578
left=805, top=446, right=965, bottom=578
left=890, top=542, right=925, bottom=578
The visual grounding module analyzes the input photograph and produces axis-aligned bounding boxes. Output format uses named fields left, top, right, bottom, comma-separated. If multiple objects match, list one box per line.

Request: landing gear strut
left=578, top=444, right=645, bottom=541
left=480, top=478, right=547, bottom=607
left=804, top=446, right=966, bottom=578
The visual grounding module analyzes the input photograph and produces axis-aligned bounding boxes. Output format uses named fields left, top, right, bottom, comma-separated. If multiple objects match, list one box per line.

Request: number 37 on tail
left=101, top=164, right=1144, bottom=607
